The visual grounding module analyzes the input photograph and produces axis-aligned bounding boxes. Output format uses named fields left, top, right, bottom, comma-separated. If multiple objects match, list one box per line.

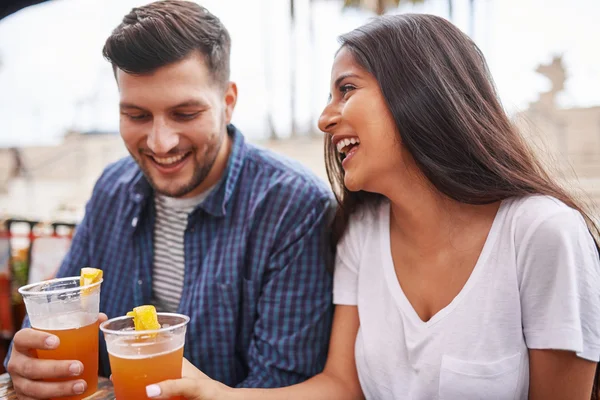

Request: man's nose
left=147, top=118, right=179, bottom=154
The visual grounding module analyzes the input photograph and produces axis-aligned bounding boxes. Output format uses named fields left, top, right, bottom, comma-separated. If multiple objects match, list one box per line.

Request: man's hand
left=7, top=313, right=107, bottom=399
left=145, top=358, right=232, bottom=400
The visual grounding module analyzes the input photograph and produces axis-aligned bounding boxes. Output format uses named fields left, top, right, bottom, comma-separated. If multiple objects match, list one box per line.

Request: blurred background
left=0, top=0, right=599, bottom=369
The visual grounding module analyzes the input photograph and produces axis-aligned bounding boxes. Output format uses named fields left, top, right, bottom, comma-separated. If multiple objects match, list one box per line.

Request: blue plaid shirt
left=7, top=125, right=334, bottom=388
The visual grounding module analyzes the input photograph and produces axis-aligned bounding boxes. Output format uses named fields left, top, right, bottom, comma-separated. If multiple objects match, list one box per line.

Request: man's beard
left=135, top=136, right=223, bottom=198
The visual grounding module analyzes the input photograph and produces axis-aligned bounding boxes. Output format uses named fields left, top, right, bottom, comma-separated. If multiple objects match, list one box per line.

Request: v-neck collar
left=380, top=199, right=506, bottom=328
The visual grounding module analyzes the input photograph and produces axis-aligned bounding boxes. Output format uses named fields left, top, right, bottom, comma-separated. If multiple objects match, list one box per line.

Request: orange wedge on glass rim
left=80, top=267, right=103, bottom=295
left=80, top=267, right=103, bottom=287
left=127, top=305, right=161, bottom=332
left=79, top=267, right=102, bottom=310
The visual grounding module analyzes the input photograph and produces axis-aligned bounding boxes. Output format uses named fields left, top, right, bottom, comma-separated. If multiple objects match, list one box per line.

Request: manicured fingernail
left=69, top=362, right=82, bottom=376
left=73, top=382, right=85, bottom=394
left=146, top=384, right=161, bottom=398
left=45, top=336, right=58, bottom=348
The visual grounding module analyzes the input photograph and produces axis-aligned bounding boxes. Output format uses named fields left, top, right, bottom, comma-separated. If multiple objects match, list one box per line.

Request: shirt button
left=138, top=280, right=143, bottom=285
left=131, top=217, right=138, bottom=227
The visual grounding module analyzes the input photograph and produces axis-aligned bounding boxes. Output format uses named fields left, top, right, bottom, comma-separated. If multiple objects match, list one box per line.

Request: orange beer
left=36, top=319, right=99, bottom=400
left=109, top=342, right=184, bottom=399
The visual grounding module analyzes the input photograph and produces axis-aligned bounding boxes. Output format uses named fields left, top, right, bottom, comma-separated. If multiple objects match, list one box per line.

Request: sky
left=0, top=0, right=598, bottom=147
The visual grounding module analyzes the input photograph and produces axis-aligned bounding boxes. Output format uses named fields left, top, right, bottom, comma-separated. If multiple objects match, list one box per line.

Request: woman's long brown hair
left=325, top=14, right=599, bottom=398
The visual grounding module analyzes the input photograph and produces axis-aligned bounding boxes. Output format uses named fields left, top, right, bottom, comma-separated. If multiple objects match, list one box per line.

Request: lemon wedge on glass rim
left=127, top=305, right=161, bottom=331
left=80, top=267, right=103, bottom=287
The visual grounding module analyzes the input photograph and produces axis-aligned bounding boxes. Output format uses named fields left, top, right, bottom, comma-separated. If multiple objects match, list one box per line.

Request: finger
left=98, top=313, right=108, bottom=323
left=10, top=353, right=84, bottom=380
left=13, top=394, right=37, bottom=400
left=146, top=379, right=199, bottom=399
left=13, top=328, right=59, bottom=353
left=9, top=388, right=36, bottom=400
left=14, top=376, right=87, bottom=399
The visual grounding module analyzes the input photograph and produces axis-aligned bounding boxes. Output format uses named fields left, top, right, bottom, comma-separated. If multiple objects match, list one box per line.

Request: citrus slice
left=127, top=305, right=161, bottom=331
left=80, top=267, right=103, bottom=287
left=80, top=267, right=103, bottom=297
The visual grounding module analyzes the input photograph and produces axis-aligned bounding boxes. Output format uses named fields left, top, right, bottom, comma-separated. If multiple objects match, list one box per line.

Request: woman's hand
left=145, top=358, right=232, bottom=400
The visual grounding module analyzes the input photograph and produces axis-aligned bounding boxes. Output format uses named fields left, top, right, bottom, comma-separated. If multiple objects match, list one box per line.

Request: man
left=5, top=1, right=334, bottom=398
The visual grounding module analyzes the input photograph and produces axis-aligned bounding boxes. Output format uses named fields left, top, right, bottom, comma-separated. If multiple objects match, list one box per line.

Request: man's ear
left=223, top=82, right=238, bottom=124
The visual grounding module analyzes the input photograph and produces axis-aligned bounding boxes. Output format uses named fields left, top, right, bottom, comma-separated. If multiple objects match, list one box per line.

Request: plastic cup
left=18, top=276, right=103, bottom=400
left=100, top=312, right=190, bottom=400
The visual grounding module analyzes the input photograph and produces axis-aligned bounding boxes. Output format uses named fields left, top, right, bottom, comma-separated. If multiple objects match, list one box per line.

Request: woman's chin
left=343, top=175, right=363, bottom=192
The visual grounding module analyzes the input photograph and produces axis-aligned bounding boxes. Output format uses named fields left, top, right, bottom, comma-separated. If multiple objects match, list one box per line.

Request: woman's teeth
left=336, top=137, right=360, bottom=154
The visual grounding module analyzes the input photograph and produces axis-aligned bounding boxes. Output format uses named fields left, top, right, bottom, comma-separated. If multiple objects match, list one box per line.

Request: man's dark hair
left=103, top=0, right=231, bottom=87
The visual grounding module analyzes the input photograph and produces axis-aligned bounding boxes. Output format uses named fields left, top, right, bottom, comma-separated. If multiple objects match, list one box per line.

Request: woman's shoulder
left=334, top=200, right=388, bottom=278
left=506, top=194, right=574, bottom=212
left=504, top=194, right=583, bottom=228
left=337, top=200, right=387, bottom=249
left=504, top=194, right=594, bottom=251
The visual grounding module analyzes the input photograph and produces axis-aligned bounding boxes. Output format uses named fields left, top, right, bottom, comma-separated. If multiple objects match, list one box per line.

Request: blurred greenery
left=11, top=247, right=28, bottom=304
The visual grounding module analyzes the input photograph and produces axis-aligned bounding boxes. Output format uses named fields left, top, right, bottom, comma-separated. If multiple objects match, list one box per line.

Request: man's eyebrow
left=168, top=100, right=208, bottom=109
left=119, top=102, right=145, bottom=110
left=119, top=100, right=209, bottom=111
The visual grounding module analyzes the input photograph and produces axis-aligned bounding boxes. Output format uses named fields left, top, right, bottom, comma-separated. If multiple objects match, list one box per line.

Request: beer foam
left=32, top=311, right=96, bottom=330
left=108, top=341, right=184, bottom=360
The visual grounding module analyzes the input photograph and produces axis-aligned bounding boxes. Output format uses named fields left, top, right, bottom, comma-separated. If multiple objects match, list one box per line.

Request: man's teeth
left=336, top=137, right=360, bottom=154
left=152, top=153, right=187, bottom=165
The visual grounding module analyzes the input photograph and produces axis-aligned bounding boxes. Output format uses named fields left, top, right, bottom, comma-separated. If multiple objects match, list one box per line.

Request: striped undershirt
left=152, top=188, right=214, bottom=312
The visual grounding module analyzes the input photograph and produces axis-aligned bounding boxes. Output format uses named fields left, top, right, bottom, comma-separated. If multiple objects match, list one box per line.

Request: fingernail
left=73, top=382, right=85, bottom=394
left=69, top=362, right=82, bottom=376
left=146, top=384, right=161, bottom=398
left=45, top=335, right=58, bottom=348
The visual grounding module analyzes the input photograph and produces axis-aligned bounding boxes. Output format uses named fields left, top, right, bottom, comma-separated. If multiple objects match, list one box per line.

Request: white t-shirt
left=333, top=195, right=600, bottom=400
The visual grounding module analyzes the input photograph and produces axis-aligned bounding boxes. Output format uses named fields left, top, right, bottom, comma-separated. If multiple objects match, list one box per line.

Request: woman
left=146, top=14, right=600, bottom=400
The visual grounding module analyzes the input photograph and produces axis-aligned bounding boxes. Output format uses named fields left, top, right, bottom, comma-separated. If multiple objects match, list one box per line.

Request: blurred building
left=1, top=56, right=598, bottom=222
left=0, top=131, right=127, bottom=221
left=515, top=56, right=600, bottom=213
left=0, top=131, right=326, bottom=222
